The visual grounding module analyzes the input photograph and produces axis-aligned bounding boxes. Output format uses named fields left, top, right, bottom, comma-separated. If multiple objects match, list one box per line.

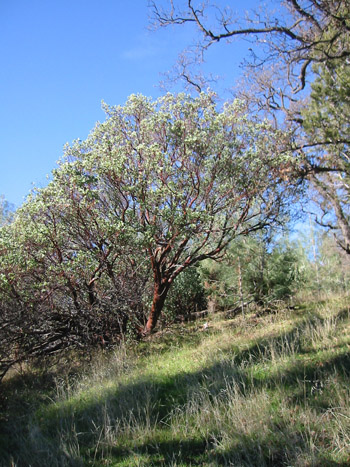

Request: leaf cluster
left=0, top=92, right=296, bottom=377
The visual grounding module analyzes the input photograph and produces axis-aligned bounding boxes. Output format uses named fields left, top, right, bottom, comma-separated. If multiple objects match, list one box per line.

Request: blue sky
left=1, top=0, right=260, bottom=207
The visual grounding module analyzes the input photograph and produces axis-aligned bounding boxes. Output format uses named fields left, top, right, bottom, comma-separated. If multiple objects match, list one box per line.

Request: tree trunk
left=330, top=194, right=350, bottom=254
left=237, top=256, right=245, bottom=319
left=145, top=281, right=170, bottom=334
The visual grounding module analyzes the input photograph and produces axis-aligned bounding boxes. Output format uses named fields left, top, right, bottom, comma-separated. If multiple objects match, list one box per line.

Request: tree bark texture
left=145, top=281, right=170, bottom=334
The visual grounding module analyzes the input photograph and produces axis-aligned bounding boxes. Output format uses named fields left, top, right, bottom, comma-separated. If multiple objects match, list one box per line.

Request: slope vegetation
left=1, top=295, right=350, bottom=466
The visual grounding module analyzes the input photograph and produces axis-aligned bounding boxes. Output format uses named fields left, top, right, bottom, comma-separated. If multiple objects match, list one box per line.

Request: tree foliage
left=62, top=92, right=293, bottom=332
left=0, top=189, right=150, bottom=381
left=150, top=0, right=350, bottom=256
left=295, top=226, right=350, bottom=295
left=163, top=265, right=206, bottom=322
left=201, top=234, right=304, bottom=312
left=0, top=92, right=295, bottom=379
left=302, top=58, right=350, bottom=253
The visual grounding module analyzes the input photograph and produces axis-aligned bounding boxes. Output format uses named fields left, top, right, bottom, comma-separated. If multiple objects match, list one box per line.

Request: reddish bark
left=144, top=281, right=170, bottom=334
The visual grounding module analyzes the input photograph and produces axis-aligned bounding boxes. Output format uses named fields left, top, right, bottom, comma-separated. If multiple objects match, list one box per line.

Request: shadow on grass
left=98, top=437, right=209, bottom=466
left=213, top=437, right=350, bottom=467
left=2, top=307, right=350, bottom=466
left=93, top=418, right=350, bottom=467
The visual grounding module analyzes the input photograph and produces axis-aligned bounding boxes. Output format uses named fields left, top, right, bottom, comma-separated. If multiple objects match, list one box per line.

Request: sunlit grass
left=1, top=293, right=350, bottom=466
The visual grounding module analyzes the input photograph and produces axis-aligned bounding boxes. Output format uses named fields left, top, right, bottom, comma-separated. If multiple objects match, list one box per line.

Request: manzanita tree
left=0, top=92, right=295, bottom=379
left=0, top=182, right=150, bottom=380
left=62, top=92, right=294, bottom=333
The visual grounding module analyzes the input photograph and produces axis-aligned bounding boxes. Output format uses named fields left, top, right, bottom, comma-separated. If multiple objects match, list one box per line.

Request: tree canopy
left=150, top=0, right=350, bottom=255
left=302, top=58, right=350, bottom=253
left=62, top=92, right=295, bottom=332
left=1, top=2, right=350, bottom=387
left=150, top=0, right=350, bottom=94
left=0, top=92, right=295, bottom=374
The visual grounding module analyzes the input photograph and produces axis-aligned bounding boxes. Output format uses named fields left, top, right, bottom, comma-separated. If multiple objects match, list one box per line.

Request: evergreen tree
left=302, top=58, right=350, bottom=253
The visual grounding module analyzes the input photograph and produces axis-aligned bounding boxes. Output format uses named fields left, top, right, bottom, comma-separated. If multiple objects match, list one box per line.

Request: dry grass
left=1, top=293, right=350, bottom=466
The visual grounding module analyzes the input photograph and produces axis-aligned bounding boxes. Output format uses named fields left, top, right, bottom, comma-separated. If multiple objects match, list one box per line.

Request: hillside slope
left=1, top=295, right=350, bottom=466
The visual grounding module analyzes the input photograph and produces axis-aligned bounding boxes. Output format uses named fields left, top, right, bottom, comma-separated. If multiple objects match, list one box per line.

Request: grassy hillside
left=1, top=294, right=350, bottom=466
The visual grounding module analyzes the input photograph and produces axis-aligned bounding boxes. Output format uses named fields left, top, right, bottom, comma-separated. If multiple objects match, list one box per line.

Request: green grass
left=1, top=294, right=350, bottom=466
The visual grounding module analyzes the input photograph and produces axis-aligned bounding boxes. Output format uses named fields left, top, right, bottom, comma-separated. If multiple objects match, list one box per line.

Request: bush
left=162, top=266, right=207, bottom=323
left=200, top=235, right=304, bottom=311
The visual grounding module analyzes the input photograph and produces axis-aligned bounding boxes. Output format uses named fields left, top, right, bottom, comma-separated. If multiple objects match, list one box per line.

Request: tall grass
left=1, top=294, right=350, bottom=466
